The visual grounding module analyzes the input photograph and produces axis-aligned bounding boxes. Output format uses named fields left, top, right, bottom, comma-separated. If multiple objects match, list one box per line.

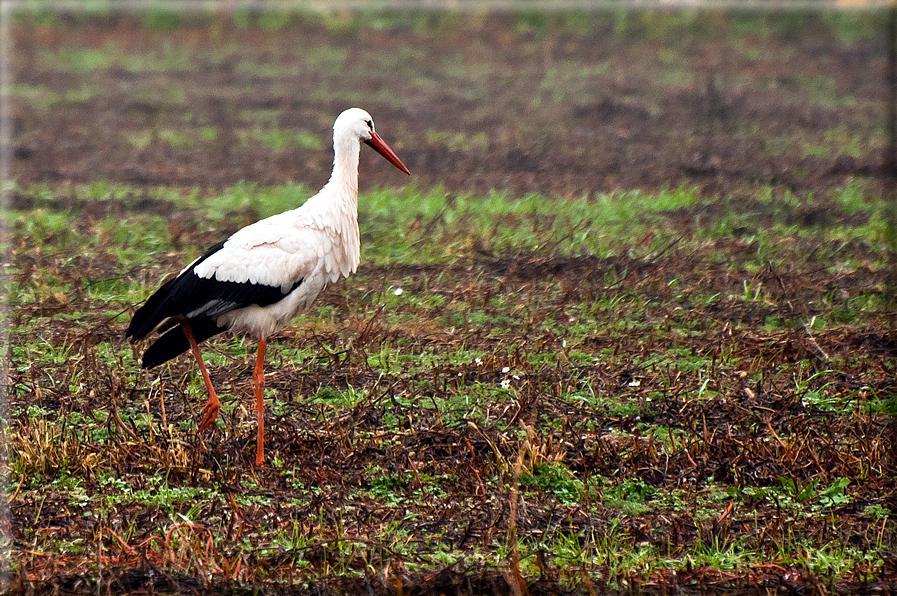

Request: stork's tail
left=126, top=276, right=179, bottom=343
left=140, top=318, right=225, bottom=369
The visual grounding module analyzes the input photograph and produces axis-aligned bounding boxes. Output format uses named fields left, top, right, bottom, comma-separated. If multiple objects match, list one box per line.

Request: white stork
left=126, top=108, right=410, bottom=466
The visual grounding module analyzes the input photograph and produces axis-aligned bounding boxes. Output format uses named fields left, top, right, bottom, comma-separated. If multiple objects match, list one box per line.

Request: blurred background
left=9, top=4, right=891, bottom=204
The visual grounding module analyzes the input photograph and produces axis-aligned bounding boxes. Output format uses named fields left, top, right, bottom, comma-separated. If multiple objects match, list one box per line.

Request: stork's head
left=334, top=108, right=411, bottom=175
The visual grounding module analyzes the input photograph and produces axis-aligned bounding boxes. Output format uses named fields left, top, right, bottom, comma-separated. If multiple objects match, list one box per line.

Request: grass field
left=3, top=6, right=896, bottom=595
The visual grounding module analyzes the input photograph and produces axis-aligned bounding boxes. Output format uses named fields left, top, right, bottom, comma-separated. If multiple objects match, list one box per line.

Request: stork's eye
left=365, top=119, right=373, bottom=131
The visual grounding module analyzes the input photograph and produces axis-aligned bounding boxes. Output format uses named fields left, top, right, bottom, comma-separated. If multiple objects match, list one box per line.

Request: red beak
left=364, top=132, right=411, bottom=175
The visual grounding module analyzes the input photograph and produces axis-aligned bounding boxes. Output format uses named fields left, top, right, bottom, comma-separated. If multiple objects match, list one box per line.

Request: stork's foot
left=196, top=399, right=220, bottom=432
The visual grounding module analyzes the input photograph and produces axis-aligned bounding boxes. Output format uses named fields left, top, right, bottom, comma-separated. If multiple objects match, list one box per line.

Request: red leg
left=254, top=337, right=267, bottom=466
left=181, top=320, right=220, bottom=432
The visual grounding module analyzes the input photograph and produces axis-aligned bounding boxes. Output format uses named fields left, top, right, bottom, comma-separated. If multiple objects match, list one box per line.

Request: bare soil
left=9, top=11, right=892, bottom=199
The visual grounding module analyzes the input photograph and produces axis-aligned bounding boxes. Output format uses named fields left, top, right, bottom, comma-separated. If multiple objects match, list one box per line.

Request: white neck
left=305, top=132, right=361, bottom=278
left=322, top=134, right=361, bottom=203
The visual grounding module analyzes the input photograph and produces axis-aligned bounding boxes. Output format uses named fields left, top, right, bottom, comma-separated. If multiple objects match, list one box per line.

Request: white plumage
left=127, top=108, right=410, bottom=466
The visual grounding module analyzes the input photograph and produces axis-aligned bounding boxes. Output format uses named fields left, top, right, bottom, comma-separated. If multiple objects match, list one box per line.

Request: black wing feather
left=127, top=240, right=227, bottom=341
left=126, top=239, right=302, bottom=366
